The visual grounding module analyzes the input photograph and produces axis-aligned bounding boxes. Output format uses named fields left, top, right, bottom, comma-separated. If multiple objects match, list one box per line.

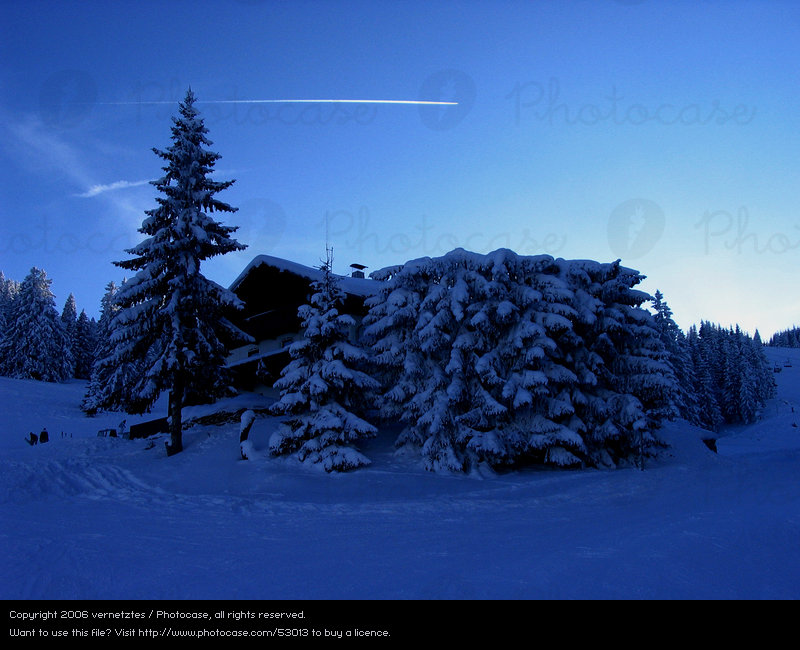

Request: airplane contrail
left=99, top=99, right=458, bottom=105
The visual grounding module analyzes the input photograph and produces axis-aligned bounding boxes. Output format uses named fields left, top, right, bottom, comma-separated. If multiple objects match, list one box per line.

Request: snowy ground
left=2, top=348, right=799, bottom=600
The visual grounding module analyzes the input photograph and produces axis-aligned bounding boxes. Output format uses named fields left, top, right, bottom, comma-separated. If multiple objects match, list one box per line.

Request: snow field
left=1, top=348, right=799, bottom=599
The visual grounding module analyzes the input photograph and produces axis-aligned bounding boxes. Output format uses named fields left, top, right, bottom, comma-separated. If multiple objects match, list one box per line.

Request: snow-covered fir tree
left=557, top=260, right=675, bottom=469
left=95, top=89, right=250, bottom=453
left=0, top=272, right=20, bottom=374
left=366, top=252, right=483, bottom=472
left=736, top=337, right=761, bottom=424
left=72, top=309, right=97, bottom=380
left=270, top=251, right=379, bottom=472
left=688, top=321, right=774, bottom=427
left=751, top=330, right=777, bottom=401
left=60, top=293, right=78, bottom=378
left=364, top=249, right=677, bottom=472
left=0, top=267, right=71, bottom=382
left=686, top=325, right=724, bottom=432
left=61, top=293, right=77, bottom=332
left=720, top=330, right=744, bottom=422
left=651, top=290, right=699, bottom=425
left=367, top=249, right=585, bottom=471
left=82, top=281, right=135, bottom=414
left=363, top=261, right=430, bottom=429
left=0, top=271, right=19, bottom=328
left=736, top=324, right=774, bottom=421
left=448, top=251, right=580, bottom=469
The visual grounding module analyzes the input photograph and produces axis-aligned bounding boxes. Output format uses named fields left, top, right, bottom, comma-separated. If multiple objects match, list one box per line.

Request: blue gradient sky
left=1, top=0, right=798, bottom=338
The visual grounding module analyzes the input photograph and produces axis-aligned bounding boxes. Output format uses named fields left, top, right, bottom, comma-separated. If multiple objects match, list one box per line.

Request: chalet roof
left=229, top=254, right=381, bottom=297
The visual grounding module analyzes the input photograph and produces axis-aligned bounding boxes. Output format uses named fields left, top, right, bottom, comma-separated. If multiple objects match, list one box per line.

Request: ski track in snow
left=1, top=347, right=800, bottom=599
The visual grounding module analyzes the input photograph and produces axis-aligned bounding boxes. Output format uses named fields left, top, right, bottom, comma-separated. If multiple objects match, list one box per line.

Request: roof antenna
left=323, top=211, right=334, bottom=273
left=325, top=244, right=334, bottom=269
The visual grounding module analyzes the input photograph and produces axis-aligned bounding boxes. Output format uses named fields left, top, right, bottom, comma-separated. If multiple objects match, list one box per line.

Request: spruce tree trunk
left=167, top=373, right=185, bottom=456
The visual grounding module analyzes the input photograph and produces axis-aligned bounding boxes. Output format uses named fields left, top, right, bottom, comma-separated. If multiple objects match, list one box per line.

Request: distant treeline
left=0, top=268, right=98, bottom=383
left=0, top=264, right=779, bottom=449
left=768, top=326, right=800, bottom=348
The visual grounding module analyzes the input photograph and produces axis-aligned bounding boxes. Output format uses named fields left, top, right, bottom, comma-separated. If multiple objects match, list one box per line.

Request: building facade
left=226, top=255, right=379, bottom=395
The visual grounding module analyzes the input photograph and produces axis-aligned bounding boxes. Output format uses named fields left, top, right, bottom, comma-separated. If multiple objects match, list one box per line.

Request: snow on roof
left=230, top=254, right=381, bottom=297
left=230, top=250, right=643, bottom=300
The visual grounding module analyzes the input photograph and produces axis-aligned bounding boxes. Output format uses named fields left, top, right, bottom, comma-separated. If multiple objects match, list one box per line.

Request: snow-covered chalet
left=226, top=255, right=380, bottom=395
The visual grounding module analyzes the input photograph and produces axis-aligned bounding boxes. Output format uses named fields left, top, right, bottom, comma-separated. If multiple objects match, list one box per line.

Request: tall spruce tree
left=270, top=250, right=379, bottom=472
left=101, top=89, right=250, bottom=453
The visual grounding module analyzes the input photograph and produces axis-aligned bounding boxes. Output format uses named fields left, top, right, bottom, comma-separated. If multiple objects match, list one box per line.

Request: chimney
left=350, top=263, right=367, bottom=279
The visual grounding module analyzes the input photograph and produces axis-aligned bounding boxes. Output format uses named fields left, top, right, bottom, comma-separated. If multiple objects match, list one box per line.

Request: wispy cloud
left=76, top=179, right=153, bottom=198
left=3, top=112, right=93, bottom=186
left=1, top=110, right=152, bottom=228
